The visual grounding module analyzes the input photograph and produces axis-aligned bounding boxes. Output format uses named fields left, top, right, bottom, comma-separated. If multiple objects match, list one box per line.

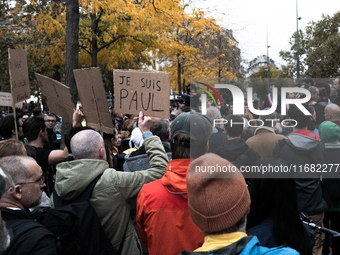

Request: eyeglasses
left=16, top=175, right=45, bottom=186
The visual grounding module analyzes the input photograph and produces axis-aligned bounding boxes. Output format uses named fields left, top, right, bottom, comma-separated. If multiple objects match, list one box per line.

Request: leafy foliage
left=1, top=0, right=242, bottom=98
left=280, top=11, right=340, bottom=78
left=160, top=14, right=241, bottom=94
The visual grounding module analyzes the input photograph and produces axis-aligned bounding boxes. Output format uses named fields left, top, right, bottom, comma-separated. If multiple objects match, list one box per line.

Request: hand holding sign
left=138, top=111, right=152, bottom=134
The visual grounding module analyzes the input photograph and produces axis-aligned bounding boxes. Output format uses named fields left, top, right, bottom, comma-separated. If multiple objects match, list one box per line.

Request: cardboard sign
left=35, top=73, right=75, bottom=121
left=113, top=70, right=170, bottom=118
left=0, top=92, right=23, bottom=108
left=73, top=68, right=113, bottom=133
left=8, top=49, right=30, bottom=103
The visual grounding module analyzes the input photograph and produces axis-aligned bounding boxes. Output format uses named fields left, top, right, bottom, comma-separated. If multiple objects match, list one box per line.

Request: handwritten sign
left=73, top=68, right=113, bottom=133
left=0, top=92, right=23, bottom=108
left=113, top=70, right=170, bottom=118
left=8, top=49, right=30, bottom=104
left=35, top=73, right=75, bottom=121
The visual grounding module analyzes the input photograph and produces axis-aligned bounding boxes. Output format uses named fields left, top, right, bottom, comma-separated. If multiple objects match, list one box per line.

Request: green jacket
left=51, top=136, right=168, bottom=255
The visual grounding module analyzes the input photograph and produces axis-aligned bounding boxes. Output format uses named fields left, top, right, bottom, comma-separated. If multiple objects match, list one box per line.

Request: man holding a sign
left=52, top=112, right=168, bottom=254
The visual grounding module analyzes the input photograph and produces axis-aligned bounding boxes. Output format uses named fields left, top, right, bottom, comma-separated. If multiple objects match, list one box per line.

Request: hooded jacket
left=272, top=131, right=328, bottom=215
left=179, top=235, right=299, bottom=255
left=51, top=136, right=168, bottom=255
left=213, top=138, right=260, bottom=170
left=137, top=159, right=204, bottom=255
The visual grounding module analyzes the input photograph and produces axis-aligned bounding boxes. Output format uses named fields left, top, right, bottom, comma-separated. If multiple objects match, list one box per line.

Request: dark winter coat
left=272, top=132, right=328, bottom=215
left=1, top=207, right=59, bottom=255
left=213, top=138, right=260, bottom=170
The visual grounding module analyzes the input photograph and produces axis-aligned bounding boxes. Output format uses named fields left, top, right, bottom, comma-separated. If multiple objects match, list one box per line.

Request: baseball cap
left=170, top=112, right=213, bottom=146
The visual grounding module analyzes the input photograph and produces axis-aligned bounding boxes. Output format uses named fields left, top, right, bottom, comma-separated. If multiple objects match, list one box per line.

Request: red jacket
left=137, top=159, right=204, bottom=255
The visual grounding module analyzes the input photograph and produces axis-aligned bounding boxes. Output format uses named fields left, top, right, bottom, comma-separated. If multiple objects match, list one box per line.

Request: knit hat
left=170, top=112, right=213, bottom=146
left=186, top=153, right=250, bottom=233
left=129, top=127, right=144, bottom=148
left=319, top=121, right=340, bottom=143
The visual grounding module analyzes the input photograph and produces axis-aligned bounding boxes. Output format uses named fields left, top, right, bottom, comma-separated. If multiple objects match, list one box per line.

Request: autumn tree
left=0, top=0, right=35, bottom=91
left=165, top=10, right=219, bottom=95
left=280, top=11, right=340, bottom=78
left=196, top=28, right=241, bottom=82
left=2, top=0, right=183, bottom=98
left=5, top=0, right=242, bottom=100
left=160, top=13, right=241, bottom=94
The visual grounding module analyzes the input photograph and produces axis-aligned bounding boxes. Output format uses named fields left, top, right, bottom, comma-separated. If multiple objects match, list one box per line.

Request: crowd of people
left=0, top=77, right=339, bottom=254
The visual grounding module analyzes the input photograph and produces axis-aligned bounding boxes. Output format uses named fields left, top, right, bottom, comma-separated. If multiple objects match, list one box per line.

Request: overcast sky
left=194, top=0, right=339, bottom=66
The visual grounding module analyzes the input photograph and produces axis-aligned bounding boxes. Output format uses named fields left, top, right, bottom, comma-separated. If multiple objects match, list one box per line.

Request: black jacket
left=272, top=133, right=328, bottom=215
left=213, top=138, right=260, bottom=170
left=1, top=208, right=59, bottom=255
left=209, top=127, right=228, bottom=153
left=321, top=141, right=340, bottom=207
left=314, top=98, right=329, bottom=125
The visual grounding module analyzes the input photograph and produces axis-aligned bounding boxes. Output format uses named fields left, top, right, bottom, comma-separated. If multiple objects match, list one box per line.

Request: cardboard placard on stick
left=35, top=73, right=75, bottom=121
left=113, top=70, right=170, bottom=119
left=8, top=49, right=30, bottom=104
left=73, top=68, right=113, bottom=133
left=0, top=92, right=23, bottom=108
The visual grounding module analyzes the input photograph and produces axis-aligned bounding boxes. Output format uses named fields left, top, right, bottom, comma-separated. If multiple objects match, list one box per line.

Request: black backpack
left=31, top=174, right=117, bottom=255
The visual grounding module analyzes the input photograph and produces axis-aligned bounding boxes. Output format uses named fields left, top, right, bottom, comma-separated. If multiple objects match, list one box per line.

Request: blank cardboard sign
left=113, top=70, right=170, bottom=118
left=35, top=73, right=74, bottom=121
left=8, top=49, right=30, bottom=104
left=73, top=68, right=113, bottom=133
left=0, top=92, right=23, bottom=108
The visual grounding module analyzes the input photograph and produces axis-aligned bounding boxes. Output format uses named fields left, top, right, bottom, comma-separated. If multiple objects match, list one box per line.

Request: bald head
left=70, top=130, right=106, bottom=160
left=325, top=104, right=340, bottom=121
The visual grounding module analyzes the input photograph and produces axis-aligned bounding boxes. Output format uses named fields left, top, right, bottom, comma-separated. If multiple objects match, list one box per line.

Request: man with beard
left=0, top=156, right=59, bottom=255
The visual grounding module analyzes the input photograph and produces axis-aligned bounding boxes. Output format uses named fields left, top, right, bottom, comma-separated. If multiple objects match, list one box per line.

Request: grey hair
left=206, top=106, right=221, bottom=123
left=0, top=156, right=34, bottom=184
left=71, top=130, right=105, bottom=160
left=309, top=86, right=318, bottom=94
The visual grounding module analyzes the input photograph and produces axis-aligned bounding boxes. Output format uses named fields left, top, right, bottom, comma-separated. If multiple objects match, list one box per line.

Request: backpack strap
left=53, top=174, right=103, bottom=207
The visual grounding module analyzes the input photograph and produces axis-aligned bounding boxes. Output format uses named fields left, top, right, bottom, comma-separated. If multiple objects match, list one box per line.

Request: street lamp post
left=267, top=44, right=270, bottom=94
left=296, top=0, right=301, bottom=83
